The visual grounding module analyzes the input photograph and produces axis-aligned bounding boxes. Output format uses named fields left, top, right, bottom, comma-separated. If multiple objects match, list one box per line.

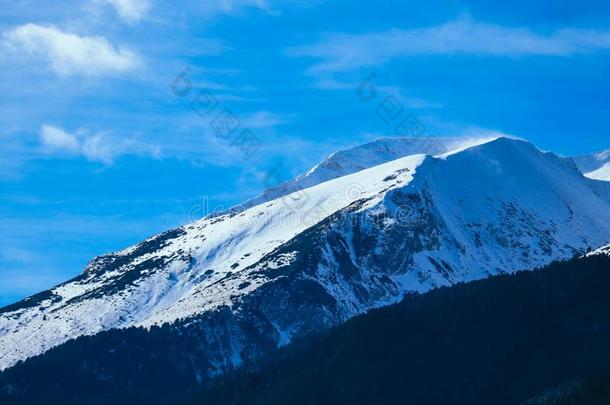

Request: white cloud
left=40, top=124, right=80, bottom=151
left=40, top=124, right=160, bottom=164
left=3, top=24, right=140, bottom=76
left=288, top=15, right=610, bottom=73
left=101, top=0, right=151, bottom=23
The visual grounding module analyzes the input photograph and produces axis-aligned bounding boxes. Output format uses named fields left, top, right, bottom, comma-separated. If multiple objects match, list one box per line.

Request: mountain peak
left=239, top=136, right=497, bottom=212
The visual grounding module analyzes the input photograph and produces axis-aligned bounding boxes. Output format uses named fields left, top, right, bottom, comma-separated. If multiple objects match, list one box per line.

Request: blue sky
left=1, top=0, right=610, bottom=306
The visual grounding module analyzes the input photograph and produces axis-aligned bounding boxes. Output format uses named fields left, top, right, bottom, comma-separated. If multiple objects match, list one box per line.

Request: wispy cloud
left=2, top=24, right=141, bottom=76
left=199, top=0, right=271, bottom=18
left=288, top=15, right=610, bottom=73
left=241, top=110, right=291, bottom=129
left=307, top=77, right=441, bottom=108
left=40, top=124, right=160, bottom=164
left=99, top=0, right=151, bottom=23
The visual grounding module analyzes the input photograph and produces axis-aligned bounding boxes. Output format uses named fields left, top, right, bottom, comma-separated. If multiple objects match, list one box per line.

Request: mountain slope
left=193, top=251, right=610, bottom=405
left=1, top=137, right=610, bottom=375
left=573, top=149, right=610, bottom=181
left=0, top=153, right=427, bottom=371
left=2, top=247, right=610, bottom=404
left=586, top=163, right=610, bottom=181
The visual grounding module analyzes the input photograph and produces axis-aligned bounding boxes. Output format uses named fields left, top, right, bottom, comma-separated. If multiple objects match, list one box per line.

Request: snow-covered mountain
left=573, top=149, right=610, bottom=181
left=2, top=136, right=610, bottom=374
left=238, top=136, right=495, bottom=210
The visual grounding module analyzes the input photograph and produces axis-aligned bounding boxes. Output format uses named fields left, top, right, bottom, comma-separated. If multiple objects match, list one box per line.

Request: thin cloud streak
left=288, top=15, right=610, bottom=73
left=40, top=124, right=161, bottom=164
